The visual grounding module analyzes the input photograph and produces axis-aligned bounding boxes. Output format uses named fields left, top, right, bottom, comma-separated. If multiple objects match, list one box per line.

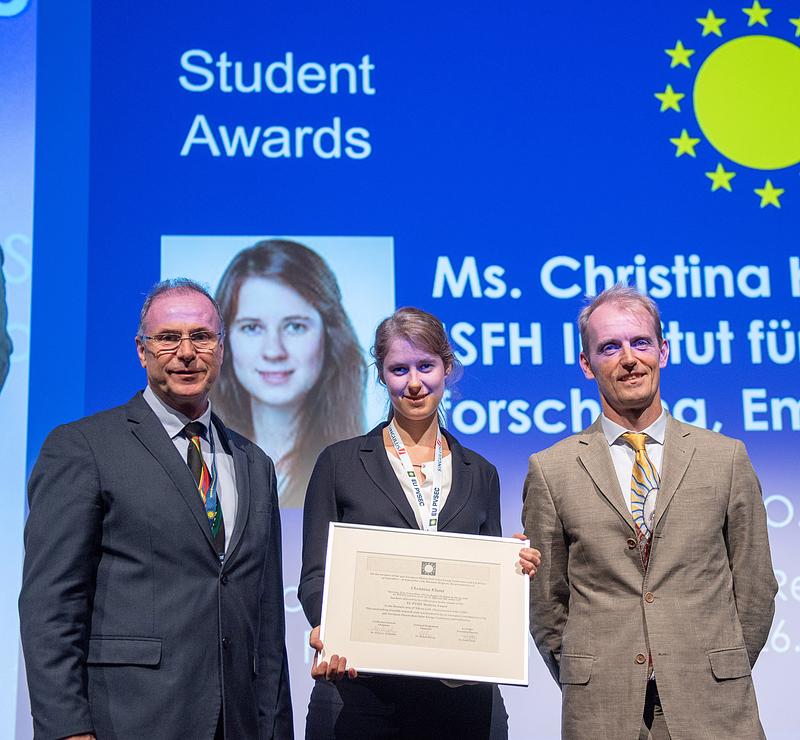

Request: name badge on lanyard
left=387, top=420, right=443, bottom=532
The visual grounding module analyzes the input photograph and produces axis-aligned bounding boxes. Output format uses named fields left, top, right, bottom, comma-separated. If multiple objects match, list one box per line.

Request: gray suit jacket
left=522, top=414, right=776, bottom=740
left=19, top=393, right=293, bottom=740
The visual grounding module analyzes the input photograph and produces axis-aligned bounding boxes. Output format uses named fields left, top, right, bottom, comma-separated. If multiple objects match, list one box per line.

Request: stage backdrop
left=9, top=2, right=799, bottom=738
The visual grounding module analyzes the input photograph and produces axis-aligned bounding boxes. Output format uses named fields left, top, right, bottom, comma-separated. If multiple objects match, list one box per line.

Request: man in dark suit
left=0, top=245, right=12, bottom=392
left=19, top=278, right=293, bottom=739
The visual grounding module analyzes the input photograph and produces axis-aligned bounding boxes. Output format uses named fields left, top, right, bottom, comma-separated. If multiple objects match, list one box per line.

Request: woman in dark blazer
left=298, top=307, right=536, bottom=739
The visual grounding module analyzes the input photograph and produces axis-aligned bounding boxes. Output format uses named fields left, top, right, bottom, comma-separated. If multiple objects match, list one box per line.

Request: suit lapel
left=654, top=416, right=695, bottom=529
left=577, top=419, right=637, bottom=533
left=359, top=424, right=420, bottom=529
left=436, top=430, right=473, bottom=530
left=126, top=394, right=219, bottom=556
left=212, top=414, right=251, bottom=566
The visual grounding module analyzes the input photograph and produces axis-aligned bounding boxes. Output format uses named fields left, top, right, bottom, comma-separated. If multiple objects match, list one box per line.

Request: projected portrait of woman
left=214, top=239, right=366, bottom=507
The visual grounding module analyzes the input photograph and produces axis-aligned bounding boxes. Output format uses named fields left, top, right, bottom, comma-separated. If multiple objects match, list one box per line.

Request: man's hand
left=513, top=532, right=542, bottom=577
left=309, top=625, right=357, bottom=681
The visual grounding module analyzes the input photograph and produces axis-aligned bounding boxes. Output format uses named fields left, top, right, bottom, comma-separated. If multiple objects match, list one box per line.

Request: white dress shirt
left=386, top=450, right=453, bottom=530
left=601, top=410, right=667, bottom=517
left=143, top=386, right=237, bottom=550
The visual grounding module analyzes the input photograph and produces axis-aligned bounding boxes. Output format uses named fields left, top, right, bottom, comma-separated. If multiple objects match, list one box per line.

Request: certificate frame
left=319, top=522, right=529, bottom=685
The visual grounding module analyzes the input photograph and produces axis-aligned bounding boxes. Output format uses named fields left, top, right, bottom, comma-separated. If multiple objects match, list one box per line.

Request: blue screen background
left=4, top=2, right=797, bottom=737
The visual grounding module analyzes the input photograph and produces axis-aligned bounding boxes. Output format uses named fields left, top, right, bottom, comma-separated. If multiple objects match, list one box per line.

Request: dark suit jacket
left=0, top=245, right=12, bottom=392
left=298, top=422, right=502, bottom=628
left=19, top=392, right=293, bottom=740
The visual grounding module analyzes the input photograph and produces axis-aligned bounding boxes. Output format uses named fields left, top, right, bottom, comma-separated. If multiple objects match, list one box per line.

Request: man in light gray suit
left=522, top=285, right=776, bottom=740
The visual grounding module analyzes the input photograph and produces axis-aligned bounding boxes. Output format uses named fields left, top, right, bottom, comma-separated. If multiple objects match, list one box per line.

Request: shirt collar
left=601, top=409, right=667, bottom=447
left=143, top=385, right=213, bottom=440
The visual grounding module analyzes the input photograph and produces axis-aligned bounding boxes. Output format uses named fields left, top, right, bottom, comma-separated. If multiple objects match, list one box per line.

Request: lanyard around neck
left=387, top=420, right=443, bottom=532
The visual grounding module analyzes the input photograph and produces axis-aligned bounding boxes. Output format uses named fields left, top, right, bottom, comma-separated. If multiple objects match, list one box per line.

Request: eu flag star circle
left=659, top=8, right=799, bottom=209
left=694, top=35, right=800, bottom=170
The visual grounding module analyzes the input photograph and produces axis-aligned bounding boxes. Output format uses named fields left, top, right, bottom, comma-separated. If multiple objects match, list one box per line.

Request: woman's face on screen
left=230, top=277, right=325, bottom=410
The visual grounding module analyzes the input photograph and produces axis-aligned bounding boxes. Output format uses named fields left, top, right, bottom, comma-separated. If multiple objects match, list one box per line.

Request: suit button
left=222, top=637, right=230, bottom=649
left=644, top=592, right=655, bottom=603
left=221, top=574, right=229, bottom=585
left=626, top=538, right=637, bottom=550
left=635, top=653, right=646, bottom=664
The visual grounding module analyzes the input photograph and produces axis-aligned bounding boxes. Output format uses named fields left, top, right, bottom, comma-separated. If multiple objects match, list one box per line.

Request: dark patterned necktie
left=183, top=422, right=225, bottom=556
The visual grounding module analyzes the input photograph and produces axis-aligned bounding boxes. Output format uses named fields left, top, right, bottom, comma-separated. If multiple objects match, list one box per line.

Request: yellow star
left=742, top=2, right=771, bottom=27
left=696, top=10, right=726, bottom=37
left=670, top=129, right=700, bottom=157
left=665, top=40, right=695, bottom=68
left=705, top=163, right=736, bottom=192
left=754, top=179, right=784, bottom=208
left=654, top=84, right=685, bottom=112
left=790, top=18, right=800, bottom=37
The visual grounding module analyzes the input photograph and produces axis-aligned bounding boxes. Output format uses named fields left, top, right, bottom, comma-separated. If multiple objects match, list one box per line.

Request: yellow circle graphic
left=694, top=35, right=800, bottom=170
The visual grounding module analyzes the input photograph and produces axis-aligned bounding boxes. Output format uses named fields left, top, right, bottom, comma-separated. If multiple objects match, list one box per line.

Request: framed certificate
left=319, top=522, right=529, bottom=685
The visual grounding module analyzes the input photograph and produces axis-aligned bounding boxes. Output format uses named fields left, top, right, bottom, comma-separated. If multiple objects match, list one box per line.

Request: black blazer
left=19, top=393, right=293, bottom=740
left=299, top=422, right=502, bottom=628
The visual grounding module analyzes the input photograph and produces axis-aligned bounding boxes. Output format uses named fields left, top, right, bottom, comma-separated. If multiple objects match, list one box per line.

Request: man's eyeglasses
left=140, top=331, right=223, bottom=354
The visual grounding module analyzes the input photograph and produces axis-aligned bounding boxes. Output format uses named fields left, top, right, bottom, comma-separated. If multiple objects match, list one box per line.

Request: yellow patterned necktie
left=621, top=432, right=659, bottom=558
left=622, top=432, right=659, bottom=677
